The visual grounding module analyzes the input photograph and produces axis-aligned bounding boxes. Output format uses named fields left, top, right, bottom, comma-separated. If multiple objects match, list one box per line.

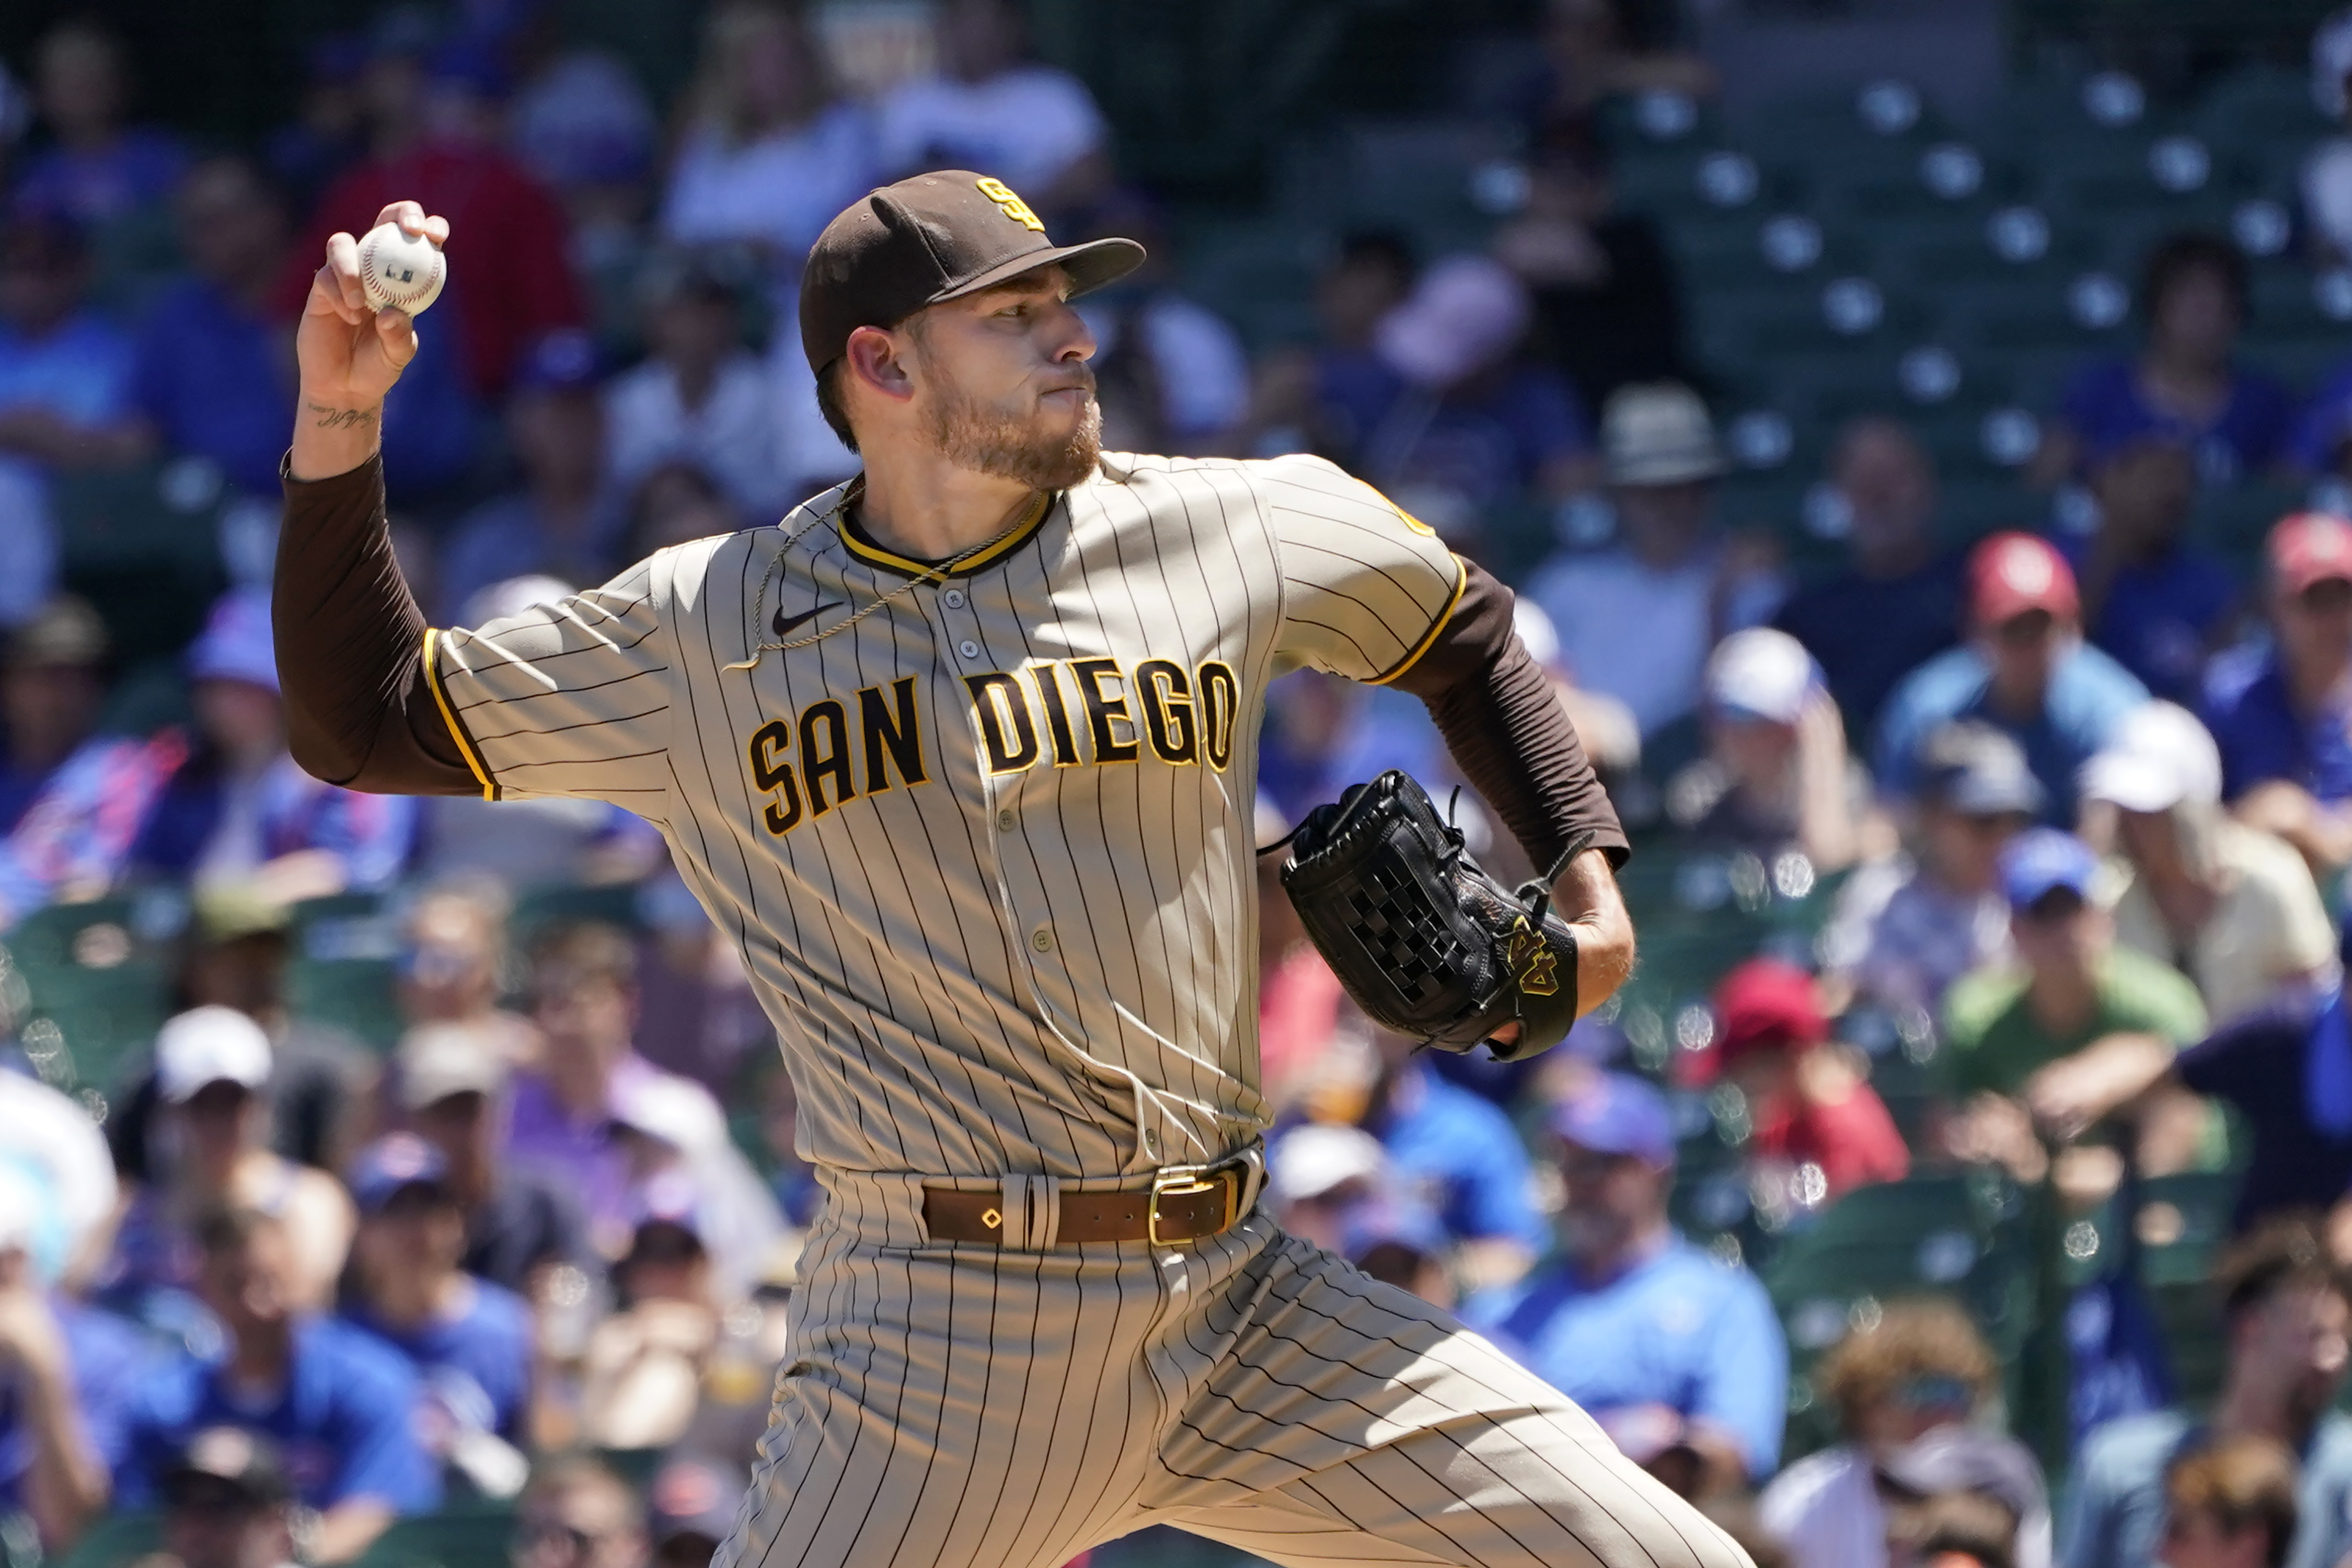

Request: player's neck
left=854, top=448, right=1042, bottom=566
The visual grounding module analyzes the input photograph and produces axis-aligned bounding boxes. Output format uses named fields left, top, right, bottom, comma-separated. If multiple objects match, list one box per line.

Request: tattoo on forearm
left=306, top=402, right=379, bottom=432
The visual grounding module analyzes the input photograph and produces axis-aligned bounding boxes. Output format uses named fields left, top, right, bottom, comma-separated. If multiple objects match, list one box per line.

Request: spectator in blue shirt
left=2062, top=433, right=2238, bottom=703
left=0, top=597, right=109, bottom=835
left=1462, top=1073, right=1788, bottom=1491
left=2205, top=512, right=2352, bottom=877
left=338, top=1135, right=534, bottom=1459
left=2060, top=1216, right=2352, bottom=1568
left=2031, top=231, right=2292, bottom=490
left=1876, top=532, right=2150, bottom=822
left=0, top=1158, right=145, bottom=1553
left=0, top=210, right=152, bottom=626
left=1355, top=1028, right=1549, bottom=1289
left=1773, top=417, right=1967, bottom=738
left=1317, top=253, right=1594, bottom=536
left=438, top=329, right=622, bottom=620
left=119, top=1206, right=438, bottom=1563
left=127, top=156, right=297, bottom=499
left=12, top=22, right=188, bottom=231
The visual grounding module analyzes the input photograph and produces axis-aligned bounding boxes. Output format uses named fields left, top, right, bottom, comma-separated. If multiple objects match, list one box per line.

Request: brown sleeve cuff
left=1390, top=557, right=1630, bottom=871
left=275, top=449, right=481, bottom=796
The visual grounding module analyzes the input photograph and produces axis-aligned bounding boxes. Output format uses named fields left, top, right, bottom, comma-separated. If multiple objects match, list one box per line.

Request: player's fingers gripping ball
left=356, top=221, right=446, bottom=315
left=1277, top=769, right=1592, bottom=1061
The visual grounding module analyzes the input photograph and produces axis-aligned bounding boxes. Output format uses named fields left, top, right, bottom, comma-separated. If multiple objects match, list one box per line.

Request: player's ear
left=844, top=324, right=917, bottom=408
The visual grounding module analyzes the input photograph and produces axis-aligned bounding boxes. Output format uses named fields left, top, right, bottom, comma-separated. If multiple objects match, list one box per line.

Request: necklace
left=724, top=480, right=1048, bottom=670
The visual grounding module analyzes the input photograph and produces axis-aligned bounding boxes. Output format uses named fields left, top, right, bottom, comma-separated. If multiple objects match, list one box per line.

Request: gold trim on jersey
left=1366, top=555, right=1469, bottom=688
left=422, top=628, right=500, bottom=801
left=838, top=489, right=1054, bottom=578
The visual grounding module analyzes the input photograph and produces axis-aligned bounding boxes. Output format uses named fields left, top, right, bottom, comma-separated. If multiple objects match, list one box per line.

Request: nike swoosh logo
left=773, top=601, right=844, bottom=638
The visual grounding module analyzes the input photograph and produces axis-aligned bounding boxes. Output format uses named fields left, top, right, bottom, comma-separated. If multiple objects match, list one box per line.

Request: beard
left=924, top=368, right=1103, bottom=491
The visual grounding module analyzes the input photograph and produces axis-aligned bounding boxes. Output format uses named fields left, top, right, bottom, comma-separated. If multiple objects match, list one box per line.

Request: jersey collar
left=836, top=479, right=1057, bottom=578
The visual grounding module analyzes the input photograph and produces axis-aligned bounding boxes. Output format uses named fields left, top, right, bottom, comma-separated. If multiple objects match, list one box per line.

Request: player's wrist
left=289, top=395, right=385, bottom=483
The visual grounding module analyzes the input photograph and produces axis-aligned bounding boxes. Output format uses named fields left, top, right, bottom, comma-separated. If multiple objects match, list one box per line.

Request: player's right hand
left=297, top=200, right=451, bottom=410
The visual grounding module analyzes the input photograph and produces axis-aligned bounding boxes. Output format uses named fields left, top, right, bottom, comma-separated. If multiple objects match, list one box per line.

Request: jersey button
left=996, top=808, right=1017, bottom=832
left=942, top=589, right=966, bottom=609
left=1030, top=926, right=1054, bottom=953
left=958, top=639, right=982, bottom=659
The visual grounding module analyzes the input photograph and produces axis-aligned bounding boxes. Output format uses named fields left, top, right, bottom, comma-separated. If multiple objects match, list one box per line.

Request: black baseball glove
left=1272, top=769, right=1593, bottom=1062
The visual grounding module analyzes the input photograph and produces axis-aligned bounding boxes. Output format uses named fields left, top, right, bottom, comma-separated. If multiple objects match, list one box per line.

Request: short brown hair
left=1816, top=1297, right=1996, bottom=1434
left=194, top=1205, right=284, bottom=1261
left=529, top=921, right=637, bottom=993
left=2216, top=1215, right=2350, bottom=1325
left=815, top=359, right=858, bottom=454
left=1910, top=1492, right=2018, bottom=1568
left=2166, top=1436, right=2299, bottom=1568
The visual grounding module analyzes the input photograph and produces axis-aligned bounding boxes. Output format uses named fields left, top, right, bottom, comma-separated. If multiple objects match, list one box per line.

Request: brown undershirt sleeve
left=1389, top=557, right=1630, bottom=872
left=274, top=453, right=482, bottom=797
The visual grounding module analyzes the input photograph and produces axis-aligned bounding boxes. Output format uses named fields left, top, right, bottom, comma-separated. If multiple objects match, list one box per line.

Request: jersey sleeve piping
left=1365, top=554, right=1468, bottom=687
left=422, top=628, right=501, bottom=801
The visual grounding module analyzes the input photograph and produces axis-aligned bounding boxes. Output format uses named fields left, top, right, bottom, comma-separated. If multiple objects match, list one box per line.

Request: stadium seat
left=10, top=894, right=178, bottom=1094
left=349, top=1505, right=520, bottom=1568
left=51, top=462, right=231, bottom=668
left=47, top=1511, right=163, bottom=1568
left=285, top=892, right=405, bottom=1051
left=2188, top=480, right=2309, bottom=562
left=2193, top=61, right=2332, bottom=156
left=512, top=882, right=647, bottom=946
left=1766, top=1171, right=2037, bottom=1460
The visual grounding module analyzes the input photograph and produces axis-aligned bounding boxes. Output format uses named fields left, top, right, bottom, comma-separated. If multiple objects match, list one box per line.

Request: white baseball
left=356, top=221, right=446, bottom=315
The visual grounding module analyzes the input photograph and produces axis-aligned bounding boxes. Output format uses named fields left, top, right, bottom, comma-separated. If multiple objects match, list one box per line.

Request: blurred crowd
left=7, top=2, right=2352, bottom=1568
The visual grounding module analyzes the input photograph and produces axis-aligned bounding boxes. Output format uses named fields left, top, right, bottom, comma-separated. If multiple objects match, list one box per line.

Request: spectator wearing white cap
left=1663, top=627, right=1880, bottom=872
left=2084, top=701, right=2338, bottom=1027
left=100, top=1008, right=354, bottom=1315
left=1267, top=1124, right=1456, bottom=1309
left=1526, top=381, right=1784, bottom=738
left=1316, top=252, right=1596, bottom=540
left=396, top=1020, right=589, bottom=1299
left=0, top=1057, right=115, bottom=1279
left=606, top=1071, right=785, bottom=1305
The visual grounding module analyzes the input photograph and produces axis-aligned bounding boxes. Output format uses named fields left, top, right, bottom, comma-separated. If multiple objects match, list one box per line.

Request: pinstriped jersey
left=428, top=451, right=1463, bottom=1180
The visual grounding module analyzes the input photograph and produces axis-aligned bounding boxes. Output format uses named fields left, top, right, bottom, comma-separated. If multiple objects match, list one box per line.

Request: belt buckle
left=1148, top=1165, right=1237, bottom=1247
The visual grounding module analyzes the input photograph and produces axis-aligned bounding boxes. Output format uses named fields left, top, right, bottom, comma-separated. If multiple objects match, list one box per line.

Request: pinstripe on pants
left=715, top=1174, right=1756, bottom=1568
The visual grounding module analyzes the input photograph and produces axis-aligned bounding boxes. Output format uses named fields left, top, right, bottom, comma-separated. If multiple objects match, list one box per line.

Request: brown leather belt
left=923, top=1165, right=1247, bottom=1247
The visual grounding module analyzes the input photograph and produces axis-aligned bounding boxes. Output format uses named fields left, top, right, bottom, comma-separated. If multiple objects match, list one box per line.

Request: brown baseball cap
left=798, top=170, right=1145, bottom=375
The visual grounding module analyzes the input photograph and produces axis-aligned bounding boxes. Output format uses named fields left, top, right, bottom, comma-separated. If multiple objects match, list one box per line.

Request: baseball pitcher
left=275, top=179, right=1754, bottom=1568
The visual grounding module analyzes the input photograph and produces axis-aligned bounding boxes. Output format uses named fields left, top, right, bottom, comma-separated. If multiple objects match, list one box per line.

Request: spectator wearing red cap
left=2205, top=513, right=2352, bottom=876
left=1876, top=533, right=2150, bottom=824
left=1709, top=959, right=1908, bottom=1201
